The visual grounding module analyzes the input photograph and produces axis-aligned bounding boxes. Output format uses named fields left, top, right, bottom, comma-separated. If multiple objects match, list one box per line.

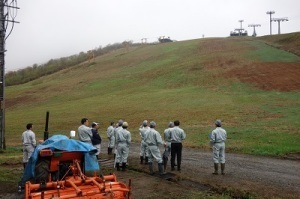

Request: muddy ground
left=1, top=142, right=299, bottom=199
left=123, top=142, right=300, bottom=199
left=226, top=62, right=300, bottom=92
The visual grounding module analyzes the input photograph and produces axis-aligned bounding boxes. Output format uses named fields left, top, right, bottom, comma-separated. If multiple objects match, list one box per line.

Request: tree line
left=5, top=41, right=136, bottom=86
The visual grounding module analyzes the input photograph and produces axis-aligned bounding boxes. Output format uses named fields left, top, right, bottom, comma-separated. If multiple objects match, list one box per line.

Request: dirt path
left=124, top=141, right=300, bottom=199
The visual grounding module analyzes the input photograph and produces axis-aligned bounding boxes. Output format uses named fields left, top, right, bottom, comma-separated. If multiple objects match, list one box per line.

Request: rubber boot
left=140, top=156, right=144, bottom=164
left=221, top=163, right=225, bottom=175
left=144, top=157, right=149, bottom=165
left=158, top=163, right=164, bottom=175
left=148, top=162, right=154, bottom=175
left=108, top=147, right=111, bottom=155
left=116, top=163, right=120, bottom=171
left=177, top=163, right=181, bottom=171
left=212, top=163, right=218, bottom=175
left=163, top=156, right=168, bottom=173
left=122, top=163, right=126, bottom=171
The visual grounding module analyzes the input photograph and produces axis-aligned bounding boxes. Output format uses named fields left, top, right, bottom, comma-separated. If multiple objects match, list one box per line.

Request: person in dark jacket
left=91, top=122, right=102, bottom=159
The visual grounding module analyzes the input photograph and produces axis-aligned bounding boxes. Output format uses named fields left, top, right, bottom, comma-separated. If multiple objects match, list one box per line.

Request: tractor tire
left=34, top=158, right=50, bottom=183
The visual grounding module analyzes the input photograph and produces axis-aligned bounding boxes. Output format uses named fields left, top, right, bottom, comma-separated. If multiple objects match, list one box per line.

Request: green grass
left=0, top=147, right=23, bottom=185
left=3, top=35, right=300, bottom=159
left=246, top=40, right=300, bottom=62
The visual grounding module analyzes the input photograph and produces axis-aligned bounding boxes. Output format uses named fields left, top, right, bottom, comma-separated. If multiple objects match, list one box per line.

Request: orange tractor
left=20, top=135, right=131, bottom=199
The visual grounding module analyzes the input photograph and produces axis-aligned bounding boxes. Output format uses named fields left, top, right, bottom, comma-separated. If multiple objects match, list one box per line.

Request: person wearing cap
left=113, top=120, right=123, bottom=164
left=115, top=121, right=131, bottom=171
left=91, top=122, right=102, bottom=160
left=210, top=119, right=227, bottom=175
left=78, top=118, right=93, bottom=144
left=170, top=120, right=186, bottom=171
left=22, top=123, right=36, bottom=169
left=163, top=122, right=174, bottom=173
left=139, top=120, right=150, bottom=164
left=107, top=121, right=115, bottom=155
left=144, top=121, right=164, bottom=175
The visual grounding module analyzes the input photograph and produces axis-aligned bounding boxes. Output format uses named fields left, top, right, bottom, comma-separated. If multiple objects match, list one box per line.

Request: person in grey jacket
left=210, top=119, right=227, bottom=175
left=115, top=122, right=131, bottom=171
left=78, top=118, right=92, bottom=144
left=139, top=120, right=150, bottom=164
left=144, top=121, right=165, bottom=175
left=22, top=123, right=36, bottom=169
left=114, top=120, right=123, bottom=161
left=163, top=122, right=174, bottom=173
left=107, top=121, right=115, bottom=155
left=170, top=120, right=186, bottom=171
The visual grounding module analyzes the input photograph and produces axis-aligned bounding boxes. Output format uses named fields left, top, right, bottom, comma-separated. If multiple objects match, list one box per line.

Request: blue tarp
left=20, top=135, right=99, bottom=185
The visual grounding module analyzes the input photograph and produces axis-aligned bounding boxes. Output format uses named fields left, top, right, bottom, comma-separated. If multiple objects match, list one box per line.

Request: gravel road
left=126, top=141, right=300, bottom=198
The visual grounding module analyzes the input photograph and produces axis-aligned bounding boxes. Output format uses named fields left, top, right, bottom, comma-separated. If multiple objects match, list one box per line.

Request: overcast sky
left=4, top=0, right=300, bottom=72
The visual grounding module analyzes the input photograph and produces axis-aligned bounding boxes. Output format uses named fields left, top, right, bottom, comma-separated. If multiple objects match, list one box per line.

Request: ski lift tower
left=232, top=20, right=247, bottom=36
left=271, top=18, right=288, bottom=34
left=266, top=11, right=275, bottom=35
left=0, top=1, right=19, bottom=150
left=248, top=24, right=261, bottom=37
left=238, top=20, right=244, bottom=36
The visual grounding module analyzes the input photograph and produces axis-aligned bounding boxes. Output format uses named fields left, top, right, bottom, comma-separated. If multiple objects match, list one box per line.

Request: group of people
left=90, top=118, right=227, bottom=175
left=138, top=120, right=186, bottom=175
left=106, top=119, right=187, bottom=175
left=77, top=118, right=102, bottom=159
left=106, top=120, right=131, bottom=171
left=21, top=118, right=227, bottom=175
left=21, top=119, right=102, bottom=169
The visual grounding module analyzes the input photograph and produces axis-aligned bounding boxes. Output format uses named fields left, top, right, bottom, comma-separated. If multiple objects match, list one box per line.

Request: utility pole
left=266, top=11, right=275, bottom=35
left=0, top=1, right=19, bottom=150
left=248, top=24, right=261, bottom=37
left=271, top=18, right=288, bottom=34
left=0, top=0, right=6, bottom=150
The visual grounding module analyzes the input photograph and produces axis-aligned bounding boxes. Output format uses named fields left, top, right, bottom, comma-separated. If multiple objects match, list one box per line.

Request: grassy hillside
left=4, top=33, right=300, bottom=157
left=258, top=32, right=300, bottom=56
